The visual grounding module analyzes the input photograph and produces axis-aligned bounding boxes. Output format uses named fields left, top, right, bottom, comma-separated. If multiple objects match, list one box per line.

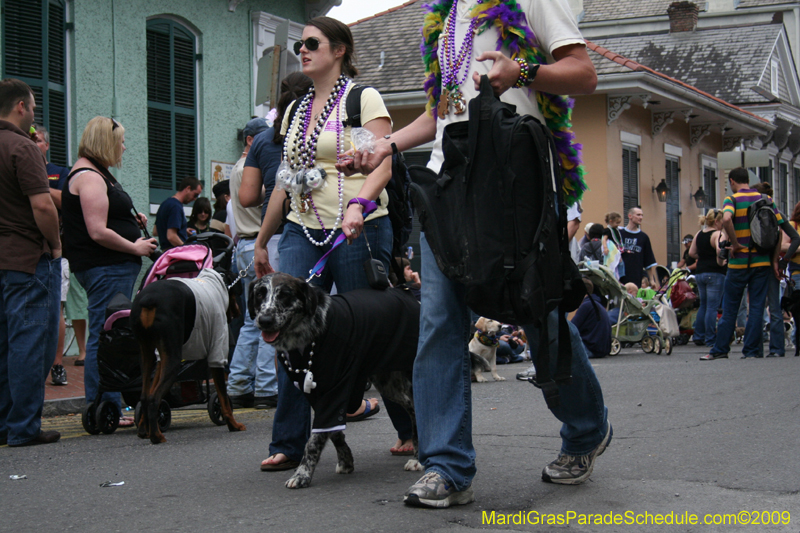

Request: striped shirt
left=722, top=188, right=784, bottom=269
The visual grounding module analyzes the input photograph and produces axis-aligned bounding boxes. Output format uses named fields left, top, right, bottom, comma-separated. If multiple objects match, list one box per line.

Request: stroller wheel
left=664, top=337, right=673, bottom=355
left=207, top=392, right=225, bottom=426
left=157, top=400, right=172, bottom=432
left=610, top=338, right=621, bottom=356
left=82, top=403, right=101, bottom=435
left=641, top=336, right=655, bottom=353
left=653, top=337, right=663, bottom=355
left=96, top=401, right=121, bottom=434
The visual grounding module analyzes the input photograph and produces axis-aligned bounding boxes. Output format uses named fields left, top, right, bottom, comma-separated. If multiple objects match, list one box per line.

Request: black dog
left=131, top=269, right=245, bottom=444
left=248, top=272, right=422, bottom=489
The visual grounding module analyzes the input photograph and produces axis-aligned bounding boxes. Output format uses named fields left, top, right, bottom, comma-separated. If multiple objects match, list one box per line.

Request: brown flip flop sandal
left=260, top=455, right=300, bottom=471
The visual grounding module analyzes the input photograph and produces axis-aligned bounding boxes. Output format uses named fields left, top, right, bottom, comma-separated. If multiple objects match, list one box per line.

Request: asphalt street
left=2, top=342, right=798, bottom=532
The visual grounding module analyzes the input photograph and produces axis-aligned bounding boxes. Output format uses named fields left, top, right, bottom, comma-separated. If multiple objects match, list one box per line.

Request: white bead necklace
left=280, top=342, right=317, bottom=394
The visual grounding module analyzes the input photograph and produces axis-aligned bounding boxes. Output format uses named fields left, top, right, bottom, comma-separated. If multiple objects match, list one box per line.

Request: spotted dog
left=249, top=272, right=422, bottom=489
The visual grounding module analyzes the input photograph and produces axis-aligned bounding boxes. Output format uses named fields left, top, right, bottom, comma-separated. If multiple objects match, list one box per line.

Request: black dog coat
left=278, top=287, right=419, bottom=433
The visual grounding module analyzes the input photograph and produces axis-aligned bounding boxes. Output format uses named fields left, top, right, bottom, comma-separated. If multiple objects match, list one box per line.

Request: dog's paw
left=285, top=474, right=311, bottom=489
left=474, top=374, right=488, bottom=383
left=492, top=374, right=506, bottom=381
left=335, top=462, right=354, bottom=475
left=227, top=421, right=246, bottom=432
left=404, top=459, right=423, bottom=471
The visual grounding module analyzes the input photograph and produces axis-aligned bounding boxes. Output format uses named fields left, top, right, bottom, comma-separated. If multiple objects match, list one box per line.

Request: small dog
left=784, top=319, right=795, bottom=351
left=734, top=326, right=746, bottom=344
left=131, top=269, right=245, bottom=444
left=781, top=286, right=800, bottom=356
left=249, top=272, right=422, bottom=489
left=469, top=317, right=504, bottom=382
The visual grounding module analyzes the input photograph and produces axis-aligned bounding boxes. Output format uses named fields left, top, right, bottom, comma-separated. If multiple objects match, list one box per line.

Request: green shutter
left=2, top=0, right=68, bottom=166
left=147, top=19, right=197, bottom=204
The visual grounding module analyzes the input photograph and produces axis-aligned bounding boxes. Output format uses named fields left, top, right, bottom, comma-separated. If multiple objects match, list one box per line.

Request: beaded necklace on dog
left=420, top=0, right=587, bottom=206
left=279, top=342, right=317, bottom=394
left=474, top=329, right=499, bottom=348
left=280, top=75, right=350, bottom=246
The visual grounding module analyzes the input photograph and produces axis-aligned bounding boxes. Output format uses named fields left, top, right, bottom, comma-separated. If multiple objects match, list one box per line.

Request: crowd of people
left=4, top=0, right=797, bottom=512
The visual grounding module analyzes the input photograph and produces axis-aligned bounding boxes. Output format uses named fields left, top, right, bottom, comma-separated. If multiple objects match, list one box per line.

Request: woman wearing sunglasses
left=689, top=209, right=726, bottom=349
left=61, top=117, right=157, bottom=424
left=254, top=17, right=415, bottom=471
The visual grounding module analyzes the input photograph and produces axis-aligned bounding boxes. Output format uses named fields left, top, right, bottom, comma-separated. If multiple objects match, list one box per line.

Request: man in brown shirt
left=0, top=78, right=62, bottom=447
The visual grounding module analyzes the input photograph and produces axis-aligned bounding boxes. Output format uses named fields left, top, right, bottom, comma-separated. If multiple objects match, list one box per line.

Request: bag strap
left=342, top=84, right=367, bottom=129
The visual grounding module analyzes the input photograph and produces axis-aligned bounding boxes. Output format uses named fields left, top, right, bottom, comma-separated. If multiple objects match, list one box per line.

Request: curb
left=44, top=397, right=85, bottom=417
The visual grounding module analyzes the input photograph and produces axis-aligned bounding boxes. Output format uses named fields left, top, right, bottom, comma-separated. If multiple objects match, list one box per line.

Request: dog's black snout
left=257, top=314, right=276, bottom=331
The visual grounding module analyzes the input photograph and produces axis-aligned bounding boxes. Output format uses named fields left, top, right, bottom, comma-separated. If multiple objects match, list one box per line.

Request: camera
left=718, top=240, right=731, bottom=260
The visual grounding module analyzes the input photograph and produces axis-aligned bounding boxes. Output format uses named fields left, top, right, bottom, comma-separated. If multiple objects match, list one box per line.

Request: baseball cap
left=212, top=179, right=230, bottom=198
left=243, top=117, right=269, bottom=139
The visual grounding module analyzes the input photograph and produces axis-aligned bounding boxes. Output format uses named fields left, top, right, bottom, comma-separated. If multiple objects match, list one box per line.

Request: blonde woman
left=62, top=117, right=156, bottom=421
left=689, top=210, right=725, bottom=349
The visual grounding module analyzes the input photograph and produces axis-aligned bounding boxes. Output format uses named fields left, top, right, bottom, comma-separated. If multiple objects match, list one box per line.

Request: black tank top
left=62, top=167, right=142, bottom=272
left=695, top=230, right=726, bottom=275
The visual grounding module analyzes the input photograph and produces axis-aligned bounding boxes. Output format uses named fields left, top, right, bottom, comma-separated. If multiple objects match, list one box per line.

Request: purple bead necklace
left=438, top=0, right=482, bottom=118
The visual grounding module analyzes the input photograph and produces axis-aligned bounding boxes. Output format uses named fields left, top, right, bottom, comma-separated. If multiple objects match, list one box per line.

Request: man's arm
left=721, top=211, right=743, bottom=251
left=781, top=220, right=800, bottom=265
left=29, top=192, right=61, bottom=258
left=49, top=188, right=62, bottom=210
left=240, top=166, right=264, bottom=208
left=472, top=43, right=597, bottom=97
left=166, top=227, right=183, bottom=247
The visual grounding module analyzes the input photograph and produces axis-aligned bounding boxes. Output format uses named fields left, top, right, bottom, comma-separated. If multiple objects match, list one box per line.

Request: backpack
left=745, top=194, right=780, bottom=255
left=286, top=85, right=414, bottom=281
left=406, top=76, right=585, bottom=408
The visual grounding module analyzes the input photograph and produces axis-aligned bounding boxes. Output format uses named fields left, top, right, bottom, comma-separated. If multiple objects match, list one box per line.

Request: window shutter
left=147, top=27, right=172, bottom=105
left=703, top=167, right=717, bottom=209
left=666, top=158, right=680, bottom=266
left=622, top=147, right=638, bottom=222
left=3, top=0, right=44, bottom=79
left=147, top=107, right=173, bottom=191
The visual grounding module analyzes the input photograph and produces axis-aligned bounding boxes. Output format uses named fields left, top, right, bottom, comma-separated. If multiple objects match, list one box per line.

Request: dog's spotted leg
left=286, top=432, right=329, bottom=489
left=209, top=367, right=246, bottom=432
left=329, top=430, right=354, bottom=474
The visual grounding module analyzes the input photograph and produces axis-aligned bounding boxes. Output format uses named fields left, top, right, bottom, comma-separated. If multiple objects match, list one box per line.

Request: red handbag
left=671, top=279, right=697, bottom=309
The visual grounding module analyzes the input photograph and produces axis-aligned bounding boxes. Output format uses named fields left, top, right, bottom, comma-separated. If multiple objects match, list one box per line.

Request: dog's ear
left=300, top=280, right=322, bottom=316
left=475, top=317, right=486, bottom=331
left=248, top=279, right=258, bottom=320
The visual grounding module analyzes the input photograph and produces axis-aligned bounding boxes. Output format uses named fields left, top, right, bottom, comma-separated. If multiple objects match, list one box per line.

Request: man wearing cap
left=226, top=117, right=277, bottom=409
left=677, top=234, right=696, bottom=272
left=154, top=176, right=203, bottom=251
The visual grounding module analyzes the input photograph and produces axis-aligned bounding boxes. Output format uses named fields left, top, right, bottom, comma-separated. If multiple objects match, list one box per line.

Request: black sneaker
left=50, top=364, right=67, bottom=386
left=229, top=392, right=254, bottom=409
left=542, top=422, right=612, bottom=485
left=254, top=395, right=277, bottom=409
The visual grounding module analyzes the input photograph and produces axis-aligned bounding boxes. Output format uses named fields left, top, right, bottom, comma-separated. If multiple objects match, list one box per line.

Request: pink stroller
left=82, top=233, right=235, bottom=436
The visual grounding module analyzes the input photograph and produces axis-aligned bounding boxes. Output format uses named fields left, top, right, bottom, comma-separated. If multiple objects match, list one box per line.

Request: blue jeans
left=414, top=234, right=608, bottom=491
left=0, top=255, right=61, bottom=445
left=763, top=275, right=784, bottom=356
left=228, top=237, right=278, bottom=398
left=693, top=272, right=725, bottom=346
left=269, top=218, right=414, bottom=460
left=75, top=261, right=141, bottom=406
left=711, top=266, right=770, bottom=357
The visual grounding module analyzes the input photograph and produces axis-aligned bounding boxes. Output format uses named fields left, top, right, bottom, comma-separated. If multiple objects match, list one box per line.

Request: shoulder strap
left=66, top=167, right=98, bottom=181
left=342, top=85, right=367, bottom=129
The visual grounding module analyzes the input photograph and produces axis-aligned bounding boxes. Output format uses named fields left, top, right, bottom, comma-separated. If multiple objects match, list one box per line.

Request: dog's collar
left=474, top=330, right=499, bottom=348
left=280, top=342, right=317, bottom=393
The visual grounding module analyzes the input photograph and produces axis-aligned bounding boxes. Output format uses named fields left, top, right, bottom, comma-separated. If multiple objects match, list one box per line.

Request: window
left=779, top=163, right=788, bottom=215
left=147, top=19, right=198, bottom=204
left=2, top=0, right=68, bottom=165
left=758, top=161, right=773, bottom=186
left=665, top=157, right=680, bottom=266
left=622, top=146, right=639, bottom=223
left=703, top=166, right=717, bottom=209
left=794, top=167, right=800, bottom=208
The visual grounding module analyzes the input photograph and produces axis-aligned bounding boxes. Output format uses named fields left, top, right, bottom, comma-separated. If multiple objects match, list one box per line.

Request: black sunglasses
left=293, top=37, right=326, bottom=55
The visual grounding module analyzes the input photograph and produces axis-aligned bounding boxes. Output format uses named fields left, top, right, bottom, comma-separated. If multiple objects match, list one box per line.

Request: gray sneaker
left=516, top=364, right=537, bottom=381
left=403, top=471, right=475, bottom=508
left=542, top=421, right=612, bottom=485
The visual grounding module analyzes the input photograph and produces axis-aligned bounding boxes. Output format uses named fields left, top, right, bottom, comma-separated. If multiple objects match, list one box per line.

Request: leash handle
left=306, top=210, right=374, bottom=282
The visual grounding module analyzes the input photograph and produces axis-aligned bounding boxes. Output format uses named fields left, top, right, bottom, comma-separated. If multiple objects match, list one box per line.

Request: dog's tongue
left=261, top=331, right=279, bottom=343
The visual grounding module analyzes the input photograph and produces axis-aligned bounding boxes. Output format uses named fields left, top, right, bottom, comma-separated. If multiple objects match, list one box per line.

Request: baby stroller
left=657, top=268, right=699, bottom=345
left=81, top=232, right=235, bottom=435
left=579, top=262, right=674, bottom=355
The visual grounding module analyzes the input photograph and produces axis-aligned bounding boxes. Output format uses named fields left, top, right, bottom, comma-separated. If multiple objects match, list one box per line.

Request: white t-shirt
left=428, top=0, right=585, bottom=174
left=229, top=155, right=261, bottom=238
left=281, top=85, right=392, bottom=229
left=225, top=198, right=237, bottom=238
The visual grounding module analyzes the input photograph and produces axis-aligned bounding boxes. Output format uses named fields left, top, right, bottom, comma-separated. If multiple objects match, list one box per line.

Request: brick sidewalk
left=44, top=354, right=86, bottom=416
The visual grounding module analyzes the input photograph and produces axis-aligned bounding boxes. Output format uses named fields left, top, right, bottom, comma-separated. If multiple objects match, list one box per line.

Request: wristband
left=513, top=58, right=540, bottom=88
left=347, top=197, right=377, bottom=216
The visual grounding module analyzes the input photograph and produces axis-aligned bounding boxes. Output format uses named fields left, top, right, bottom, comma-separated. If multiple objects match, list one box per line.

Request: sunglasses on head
left=293, top=37, right=326, bottom=55
left=110, top=118, right=120, bottom=131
